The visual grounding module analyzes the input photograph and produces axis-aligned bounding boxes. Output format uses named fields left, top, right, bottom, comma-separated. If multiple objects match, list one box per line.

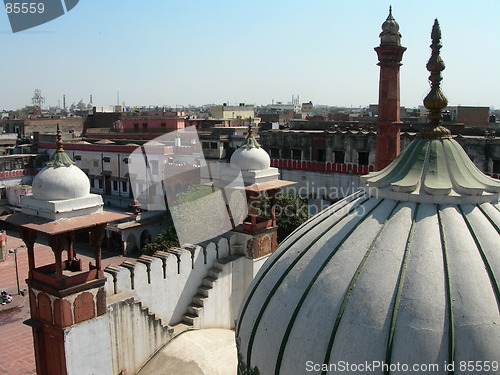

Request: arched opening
left=125, top=233, right=138, bottom=255
left=140, top=230, right=152, bottom=250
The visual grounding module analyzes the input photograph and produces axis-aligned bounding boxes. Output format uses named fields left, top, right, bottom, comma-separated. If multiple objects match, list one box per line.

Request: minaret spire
left=422, top=19, right=450, bottom=138
left=374, top=7, right=406, bottom=170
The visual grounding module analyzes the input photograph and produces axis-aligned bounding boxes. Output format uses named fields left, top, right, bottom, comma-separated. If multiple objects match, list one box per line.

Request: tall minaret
left=374, top=6, right=406, bottom=170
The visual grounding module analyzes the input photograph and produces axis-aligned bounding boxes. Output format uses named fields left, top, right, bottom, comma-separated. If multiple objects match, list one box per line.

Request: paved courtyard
left=0, top=229, right=133, bottom=375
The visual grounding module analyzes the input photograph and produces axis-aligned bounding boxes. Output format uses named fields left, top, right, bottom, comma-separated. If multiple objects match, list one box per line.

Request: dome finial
left=56, top=123, right=64, bottom=153
left=46, top=123, right=75, bottom=167
left=379, top=5, right=401, bottom=46
left=247, top=122, right=253, bottom=138
left=422, top=19, right=450, bottom=139
left=239, top=122, right=261, bottom=149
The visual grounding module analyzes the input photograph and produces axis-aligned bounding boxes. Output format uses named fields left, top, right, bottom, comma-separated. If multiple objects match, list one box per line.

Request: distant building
left=301, top=101, right=314, bottom=114
left=447, top=106, right=490, bottom=127
left=210, top=103, right=255, bottom=120
left=2, top=117, right=84, bottom=138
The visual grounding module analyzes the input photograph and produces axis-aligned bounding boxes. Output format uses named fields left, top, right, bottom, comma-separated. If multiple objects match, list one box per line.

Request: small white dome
left=32, top=164, right=90, bottom=201
left=230, top=147, right=271, bottom=171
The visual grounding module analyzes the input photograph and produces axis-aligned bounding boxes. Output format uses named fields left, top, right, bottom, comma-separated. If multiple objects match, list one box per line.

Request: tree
left=142, top=226, right=179, bottom=255
left=256, top=192, right=309, bottom=243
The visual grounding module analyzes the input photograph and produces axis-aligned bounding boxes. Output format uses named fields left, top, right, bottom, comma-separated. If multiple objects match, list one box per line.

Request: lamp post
left=8, top=244, right=26, bottom=295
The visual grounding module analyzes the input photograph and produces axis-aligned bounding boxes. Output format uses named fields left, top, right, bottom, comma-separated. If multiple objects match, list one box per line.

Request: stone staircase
left=182, top=260, right=225, bottom=328
left=133, top=298, right=172, bottom=336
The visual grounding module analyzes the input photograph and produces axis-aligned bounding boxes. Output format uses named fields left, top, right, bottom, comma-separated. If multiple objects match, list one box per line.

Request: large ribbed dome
left=235, top=137, right=500, bottom=374
left=32, top=164, right=90, bottom=201
left=236, top=20, right=499, bottom=375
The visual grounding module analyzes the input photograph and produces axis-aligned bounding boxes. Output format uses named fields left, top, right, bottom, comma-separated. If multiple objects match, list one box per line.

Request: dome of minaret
left=380, top=6, right=402, bottom=46
left=230, top=125, right=271, bottom=171
left=235, top=19, right=499, bottom=375
left=32, top=126, right=91, bottom=201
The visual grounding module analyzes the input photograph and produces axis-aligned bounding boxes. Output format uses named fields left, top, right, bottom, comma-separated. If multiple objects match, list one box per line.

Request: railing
left=271, top=159, right=375, bottom=175
left=271, top=159, right=500, bottom=180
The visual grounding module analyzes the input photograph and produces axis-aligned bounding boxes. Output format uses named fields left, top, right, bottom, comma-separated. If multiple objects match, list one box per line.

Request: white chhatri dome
left=230, top=147, right=270, bottom=171
left=230, top=126, right=270, bottom=171
left=235, top=20, right=500, bottom=375
left=22, top=129, right=102, bottom=220
left=32, top=163, right=91, bottom=201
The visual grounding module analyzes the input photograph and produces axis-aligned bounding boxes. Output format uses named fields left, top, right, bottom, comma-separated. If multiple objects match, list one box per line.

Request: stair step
left=198, top=285, right=212, bottom=297
left=187, top=304, right=202, bottom=316
left=208, top=267, right=223, bottom=277
left=182, top=313, right=198, bottom=325
left=202, top=276, right=218, bottom=287
left=193, top=294, right=208, bottom=305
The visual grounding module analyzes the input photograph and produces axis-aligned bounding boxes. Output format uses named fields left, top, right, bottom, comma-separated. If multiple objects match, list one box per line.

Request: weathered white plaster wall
left=64, top=315, right=114, bottom=375
left=107, top=294, right=172, bottom=375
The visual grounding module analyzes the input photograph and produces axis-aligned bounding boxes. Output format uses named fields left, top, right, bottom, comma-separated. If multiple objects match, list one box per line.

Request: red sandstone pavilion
left=374, top=6, right=406, bottom=170
left=0, top=128, right=130, bottom=374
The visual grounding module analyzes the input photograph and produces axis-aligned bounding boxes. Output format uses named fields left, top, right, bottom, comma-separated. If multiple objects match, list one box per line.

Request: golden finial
left=56, top=123, right=64, bottom=152
left=423, top=20, right=449, bottom=130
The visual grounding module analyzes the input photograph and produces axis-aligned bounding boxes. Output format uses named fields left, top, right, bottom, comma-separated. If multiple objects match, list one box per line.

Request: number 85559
left=5, top=3, right=45, bottom=14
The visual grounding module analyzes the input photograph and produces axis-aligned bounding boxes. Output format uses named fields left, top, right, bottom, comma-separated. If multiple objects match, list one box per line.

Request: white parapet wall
left=105, top=236, right=231, bottom=326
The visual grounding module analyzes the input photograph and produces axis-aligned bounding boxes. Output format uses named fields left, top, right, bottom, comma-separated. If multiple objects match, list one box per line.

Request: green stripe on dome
left=458, top=205, right=500, bottom=306
left=276, top=199, right=396, bottom=375
left=245, top=197, right=376, bottom=367
left=436, top=207, right=455, bottom=373
left=46, top=150, right=75, bottom=167
left=384, top=203, right=419, bottom=374
left=236, top=191, right=365, bottom=338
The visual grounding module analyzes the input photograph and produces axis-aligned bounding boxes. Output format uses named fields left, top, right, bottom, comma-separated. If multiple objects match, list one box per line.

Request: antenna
left=32, top=89, right=45, bottom=109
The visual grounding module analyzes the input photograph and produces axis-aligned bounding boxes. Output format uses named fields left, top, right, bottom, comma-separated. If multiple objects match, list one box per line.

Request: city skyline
left=1, top=0, right=499, bottom=111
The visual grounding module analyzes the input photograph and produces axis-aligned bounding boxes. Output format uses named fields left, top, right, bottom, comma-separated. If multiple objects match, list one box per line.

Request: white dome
left=230, top=147, right=270, bottom=171
left=235, top=135, right=500, bottom=374
left=32, top=164, right=90, bottom=201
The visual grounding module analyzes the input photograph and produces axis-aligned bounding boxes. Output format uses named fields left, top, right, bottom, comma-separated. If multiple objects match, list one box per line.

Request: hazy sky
left=1, top=0, right=498, bottom=110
